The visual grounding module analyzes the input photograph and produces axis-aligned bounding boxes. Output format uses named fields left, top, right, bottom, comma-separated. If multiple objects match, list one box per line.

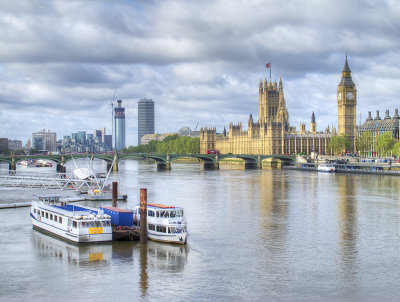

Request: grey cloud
left=0, top=0, right=399, bottom=146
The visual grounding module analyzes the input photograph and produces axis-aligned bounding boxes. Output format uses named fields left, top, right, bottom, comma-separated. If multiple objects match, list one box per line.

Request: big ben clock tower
left=337, top=55, right=357, bottom=153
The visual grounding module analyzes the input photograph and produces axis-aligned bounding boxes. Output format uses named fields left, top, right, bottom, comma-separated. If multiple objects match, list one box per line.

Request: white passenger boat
left=132, top=203, right=188, bottom=245
left=30, top=195, right=112, bottom=243
left=18, top=160, right=29, bottom=166
left=317, top=163, right=336, bottom=172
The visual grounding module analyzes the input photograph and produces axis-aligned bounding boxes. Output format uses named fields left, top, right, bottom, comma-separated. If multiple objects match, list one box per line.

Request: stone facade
left=200, top=58, right=356, bottom=155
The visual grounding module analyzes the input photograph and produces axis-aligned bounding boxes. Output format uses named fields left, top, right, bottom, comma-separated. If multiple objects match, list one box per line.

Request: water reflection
left=259, top=170, right=288, bottom=247
left=139, top=244, right=148, bottom=297
left=31, top=228, right=188, bottom=298
left=139, top=241, right=188, bottom=297
left=145, top=241, right=188, bottom=272
left=337, top=175, right=358, bottom=277
left=31, top=230, right=112, bottom=266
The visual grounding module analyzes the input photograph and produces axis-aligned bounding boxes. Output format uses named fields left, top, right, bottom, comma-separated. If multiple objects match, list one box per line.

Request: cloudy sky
left=1, top=0, right=399, bottom=147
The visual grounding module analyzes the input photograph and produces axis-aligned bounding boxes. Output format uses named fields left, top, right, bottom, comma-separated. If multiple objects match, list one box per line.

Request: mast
left=111, top=89, right=116, bottom=151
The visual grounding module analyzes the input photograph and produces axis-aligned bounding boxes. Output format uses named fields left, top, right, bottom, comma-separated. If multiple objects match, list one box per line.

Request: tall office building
left=114, top=100, right=126, bottom=151
left=8, top=140, right=22, bottom=151
left=100, top=127, right=106, bottom=143
left=138, top=98, right=155, bottom=145
left=0, top=138, right=8, bottom=151
left=32, top=129, right=57, bottom=152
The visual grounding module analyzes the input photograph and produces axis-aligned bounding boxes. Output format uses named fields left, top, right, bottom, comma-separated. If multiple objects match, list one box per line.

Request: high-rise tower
left=138, top=98, right=155, bottom=145
left=114, top=100, right=126, bottom=152
left=337, top=55, right=357, bottom=152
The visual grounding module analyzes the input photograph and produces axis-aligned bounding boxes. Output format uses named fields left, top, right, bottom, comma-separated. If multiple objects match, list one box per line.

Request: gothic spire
left=340, top=54, right=354, bottom=85
left=342, top=54, right=351, bottom=73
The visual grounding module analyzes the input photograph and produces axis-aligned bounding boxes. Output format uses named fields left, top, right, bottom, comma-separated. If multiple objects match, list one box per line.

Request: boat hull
left=31, top=214, right=112, bottom=244
left=318, top=168, right=336, bottom=172
left=147, top=231, right=188, bottom=245
left=317, top=164, right=336, bottom=172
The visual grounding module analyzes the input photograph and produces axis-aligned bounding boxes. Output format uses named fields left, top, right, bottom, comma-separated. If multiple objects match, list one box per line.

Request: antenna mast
left=111, top=89, right=116, bottom=151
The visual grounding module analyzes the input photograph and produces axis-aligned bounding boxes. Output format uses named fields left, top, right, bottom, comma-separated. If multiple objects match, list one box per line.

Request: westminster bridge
left=0, top=153, right=296, bottom=172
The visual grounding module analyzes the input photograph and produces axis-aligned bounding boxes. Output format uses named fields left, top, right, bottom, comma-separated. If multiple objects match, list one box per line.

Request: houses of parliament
left=200, top=57, right=357, bottom=155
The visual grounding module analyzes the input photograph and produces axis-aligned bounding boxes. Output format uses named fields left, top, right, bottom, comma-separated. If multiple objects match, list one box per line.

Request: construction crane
left=111, top=89, right=116, bottom=150
left=194, top=122, right=199, bottom=131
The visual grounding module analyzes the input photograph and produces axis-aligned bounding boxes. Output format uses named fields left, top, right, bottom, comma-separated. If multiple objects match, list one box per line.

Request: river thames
left=1, top=159, right=400, bottom=301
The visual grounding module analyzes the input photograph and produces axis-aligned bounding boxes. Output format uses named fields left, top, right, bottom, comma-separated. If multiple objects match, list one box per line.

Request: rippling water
left=1, top=159, right=400, bottom=301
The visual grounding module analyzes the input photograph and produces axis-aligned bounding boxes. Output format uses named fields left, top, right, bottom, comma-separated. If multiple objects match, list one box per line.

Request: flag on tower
left=265, top=62, right=272, bottom=79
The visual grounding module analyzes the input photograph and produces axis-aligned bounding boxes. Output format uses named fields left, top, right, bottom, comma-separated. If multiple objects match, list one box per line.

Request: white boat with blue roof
left=30, top=195, right=112, bottom=243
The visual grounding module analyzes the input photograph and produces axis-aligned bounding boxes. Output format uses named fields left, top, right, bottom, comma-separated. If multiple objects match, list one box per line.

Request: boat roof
left=101, top=206, right=133, bottom=213
left=148, top=203, right=176, bottom=209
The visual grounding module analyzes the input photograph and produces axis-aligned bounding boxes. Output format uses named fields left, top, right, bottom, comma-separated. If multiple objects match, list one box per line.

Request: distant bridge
left=0, top=153, right=296, bottom=172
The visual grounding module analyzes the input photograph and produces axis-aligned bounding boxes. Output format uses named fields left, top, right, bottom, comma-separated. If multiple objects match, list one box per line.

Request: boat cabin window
left=73, top=221, right=77, bottom=228
left=41, top=211, right=44, bottom=217
left=39, top=196, right=60, bottom=203
left=87, top=221, right=101, bottom=227
left=45, top=212, right=49, bottom=219
left=170, top=211, right=176, bottom=218
left=159, top=211, right=169, bottom=218
left=33, top=208, right=36, bottom=214
left=156, top=211, right=159, bottom=218
left=168, top=226, right=184, bottom=233
left=148, top=210, right=155, bottom=217
left=50, top=214, right=53, bottom=220
left=168, top=227, right=175, bottom=233
left=156, top=225, right=167, bottom=233
left=149, top=224, right=155, bottom=231
left=59, top=217, right=62, bottom=223
left=54, top=215, right=57, bottom=221
left=81, top=221, right=103, bottom=228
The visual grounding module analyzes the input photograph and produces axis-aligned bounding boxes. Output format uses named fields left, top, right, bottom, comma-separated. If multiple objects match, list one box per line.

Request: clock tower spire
left=337, top=55, right=357, bottom=153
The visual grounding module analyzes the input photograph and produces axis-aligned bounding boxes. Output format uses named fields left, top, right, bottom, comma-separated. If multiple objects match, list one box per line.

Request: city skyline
left=0, top=1, right=399, bottom=146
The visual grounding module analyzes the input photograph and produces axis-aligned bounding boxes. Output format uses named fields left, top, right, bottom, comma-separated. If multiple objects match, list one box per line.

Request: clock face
left=338, top=92, right=342, bottom=100
left=346, top=92, right=354, bottom=100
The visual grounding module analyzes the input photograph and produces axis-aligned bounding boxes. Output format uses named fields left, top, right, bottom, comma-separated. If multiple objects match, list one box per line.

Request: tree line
left=121, top=134, right=200, bottom=154
left=329, top=131, right=400, bottom=157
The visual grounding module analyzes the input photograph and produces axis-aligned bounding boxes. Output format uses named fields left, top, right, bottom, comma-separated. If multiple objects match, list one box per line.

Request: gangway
left=0, top=171, right=106, bottom=191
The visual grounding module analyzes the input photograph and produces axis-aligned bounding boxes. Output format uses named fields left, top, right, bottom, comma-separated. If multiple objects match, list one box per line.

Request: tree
left=375, top=132, right=395, bottom=157
left=392, top=141, right=400, bottom=158
left=122, top=135, right=200, bottom=154
left=329, top=134, right=350, bottom=155
left=0, top=148, right=10, bottom=155
left=356, top=130, right=373, bottom=157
